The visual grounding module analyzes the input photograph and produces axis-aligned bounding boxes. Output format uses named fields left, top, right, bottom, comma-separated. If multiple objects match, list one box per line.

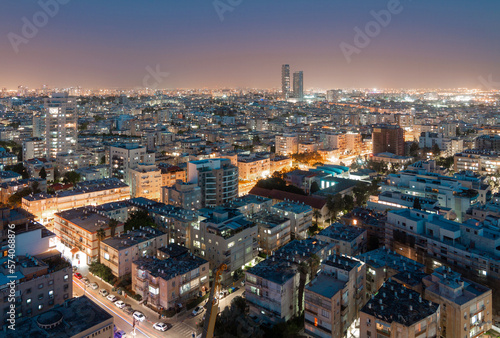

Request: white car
left=192, top=306, right=204, bottom=316
left=153, top=322, right=172, bottom=331
left=114, top=300, right=126, bottom=309
left=99, top=289, right=109, bottom=297
left=106, top=294, right=118, bottom=302
left=90, top=282, right=99, bottom=290
left=82, top=277, right=90, bottom=285
left=133, top=311, right=146, bottom=322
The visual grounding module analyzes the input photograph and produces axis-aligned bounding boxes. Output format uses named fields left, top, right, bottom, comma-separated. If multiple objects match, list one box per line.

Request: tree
left=88, top=261, right=115, bottom=283
left=310, top=181, right=320, bottom=194
left=100, top=155, right=106, bottom=165
left=31, top=181, right=41, bottom=194
left=297, top=262, right=309, bottom=315
left=54, top=167, right=60, bottom=182
left=313, top=209, right=321, bottom=225
left=63, top=171, right=81, bottom=185
left=96, top=228, right=106, bottom=264
left=8, top=187, right=32, bottom=207
left=343, top=195, right=355, bottom=213
left=108, top=218, right=119, bottom=237
left=39, top=167, right=47, bottom=180
left=431, top=144, right=441, bottom=157
left=409, top=142, right=420, bottom=157
left=413, top=197, right=422, bottom=210
left=7, top=163, right=29, bottom=179
left=353, top=182, right=369, bottom=206
left=326, top=194, right=345, bottom=222
left=124, top=210, right=156, bottom=231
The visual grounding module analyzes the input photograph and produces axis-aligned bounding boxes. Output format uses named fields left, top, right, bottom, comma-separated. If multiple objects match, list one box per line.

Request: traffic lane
left=73, top=278, right=159, bottom=338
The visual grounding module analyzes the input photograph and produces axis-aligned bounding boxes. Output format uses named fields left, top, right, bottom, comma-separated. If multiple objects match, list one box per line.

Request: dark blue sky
left=1, top=0, right=500, bottom=90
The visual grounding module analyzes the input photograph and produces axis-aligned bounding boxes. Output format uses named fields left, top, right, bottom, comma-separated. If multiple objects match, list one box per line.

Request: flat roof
left=306, top=273, right=346, bottom=299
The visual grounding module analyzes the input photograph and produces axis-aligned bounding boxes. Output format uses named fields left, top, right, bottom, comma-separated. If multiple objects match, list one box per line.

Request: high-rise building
left=187, top=158, right=239, bottom=207
left=372, top=125, right=405, bottom=156
left=44, top=93, right=77, bottom=159
left=275, top=133, right=299, bottom=156
left=281, top=64, right=290, bottom=99
left=108, top=143, right=154, bottom=184
left=293, top=71, right=304, bottom=100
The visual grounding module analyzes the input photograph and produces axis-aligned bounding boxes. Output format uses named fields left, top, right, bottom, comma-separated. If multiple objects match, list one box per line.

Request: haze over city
left=2, top=0, right=500, bottom=90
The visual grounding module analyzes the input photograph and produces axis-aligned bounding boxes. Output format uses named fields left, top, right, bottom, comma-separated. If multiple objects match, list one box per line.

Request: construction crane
left=201, top=264, right=227, bottom=338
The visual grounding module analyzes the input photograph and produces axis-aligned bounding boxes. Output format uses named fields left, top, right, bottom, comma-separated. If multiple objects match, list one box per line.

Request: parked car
left=153, top=322, right=172, bottom=332
left=133, top=311, right=146, bottom=322
left=114, top=300, right=126, bottom=309
left=123, top=306, right=134, bottom=315
left=114, top=330, right=127, bottom=338
left=82, top=277, right=90, bottom=285
left=99, top=289, right=109, bottom=297
left=90, top=282, right=99, bottom=290
left=192, top=306, right=204, bottom=316
left=74, top=272, right=83, bottom=279
left=107, top=294, right=118, bottom=302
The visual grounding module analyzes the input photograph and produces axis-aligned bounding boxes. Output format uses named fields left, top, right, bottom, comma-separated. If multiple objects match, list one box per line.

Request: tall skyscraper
left=281, top=64, right=290, bottom=99
left=372, top=125, right=405, bottom=156
left=293, top=71, right=304, bottom=100
left=44, top=93, right=77, bottom=159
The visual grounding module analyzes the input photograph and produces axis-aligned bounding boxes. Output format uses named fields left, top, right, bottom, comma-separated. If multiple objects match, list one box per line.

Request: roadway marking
left=73, top=280, right=152, bottom=337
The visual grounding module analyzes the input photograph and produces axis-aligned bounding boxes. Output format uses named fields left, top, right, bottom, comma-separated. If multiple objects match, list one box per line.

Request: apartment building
left=194, top=207, right=258, bottom=281
left=22, top=178, right=130, bottom=224
left=454, top=149, right=500, bottom=175
left=22, top=137, right=46, bottom=160
left=159, top=164, right=186, bottom=187
left=475, top=134, right=500, bottom=151
left=129, top=163, right=162, bottom=200
left=131, top=248, right=209, bottom=310
left=245, top=239, right=334, bottom=323
left=0, top=254, right=73, bottom=324
left=356, top=247, right=425, bottom=297
left=253, top=211, right=291, bottom=254
left=304, top=254, right=366, bottom=338
left=315, top=223, right=367, bottom=256
left=270, top=155, right=293, bottom=172
left=272, top=201, right=312, bottom=240
left=423, top=266, right=493, bottom=338
left=100, top=226, right=168, bottom=277
left=24, top=158, right=54, bottom=181
left=372, top=125, right=405, bottom=156
left=44, top=93, right=77, bottom=159
left=223, top=194, right=272, bottom=216
left=419, top=132, right=463, bottom=157
left=0, top=151, right=18, bottom=167
left=237, top=154, right=270, bottom=181
left=12, top=295, right=114, bottom=338
left=359, top=280, right=440, bottom=338
left=187, top=158, right=239, bottom=207
left=385, top=208, right=500, bottom=279
left=109, top=143, right=154, bottom=184
left=382, top=169, right=479, bottom=222
left=53, top=207, right=124, bottom=267
left=341, top=208, right=386, bottom=250
left=275, top=133, right=298, bottom=156
left=161, top=180, right=201, bottom=210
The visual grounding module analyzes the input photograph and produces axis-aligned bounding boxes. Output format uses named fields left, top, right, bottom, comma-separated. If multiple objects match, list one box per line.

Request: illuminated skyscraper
left=44, top=93, right=77, bottom=159
left=293, top=71, right=304, bottom=100
left=281, top=64, right=290, bottom=99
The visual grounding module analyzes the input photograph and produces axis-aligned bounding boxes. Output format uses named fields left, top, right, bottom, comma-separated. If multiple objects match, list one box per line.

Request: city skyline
left=1, top=0, right=500, bottom=90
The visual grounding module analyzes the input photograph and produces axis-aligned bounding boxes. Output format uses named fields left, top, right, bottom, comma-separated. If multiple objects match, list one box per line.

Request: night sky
left=1, top=0, right=500, bottom=90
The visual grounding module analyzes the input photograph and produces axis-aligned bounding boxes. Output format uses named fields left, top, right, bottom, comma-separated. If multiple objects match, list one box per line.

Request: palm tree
left=109, top=219, right=118, bottom=237
left=313, top=209, right=321, bottom=226
left=96, top=228, right=106, bottom=263
left=297, top=262, right=309, bottom=315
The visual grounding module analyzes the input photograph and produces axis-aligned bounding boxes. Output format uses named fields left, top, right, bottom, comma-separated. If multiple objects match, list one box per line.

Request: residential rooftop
left=8, top=295, right=113, bottom=338
left=361, top=279, right=440, bottom=326
left=316, top=222, right=366, bottom=242
left=356, top=247, right=424, bottom=272
left=272, top=201, right=312, bottom=214
left=306, top=273, right=346, bottom=299
left=55, top=207, right=111, bottom=233
left=101, top=226, right=165, bottom=251
left=133, top=252, right=208, bottom=281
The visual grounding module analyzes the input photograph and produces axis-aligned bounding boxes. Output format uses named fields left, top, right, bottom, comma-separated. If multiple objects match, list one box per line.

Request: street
left=72, top=273, right=245, bottom=338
